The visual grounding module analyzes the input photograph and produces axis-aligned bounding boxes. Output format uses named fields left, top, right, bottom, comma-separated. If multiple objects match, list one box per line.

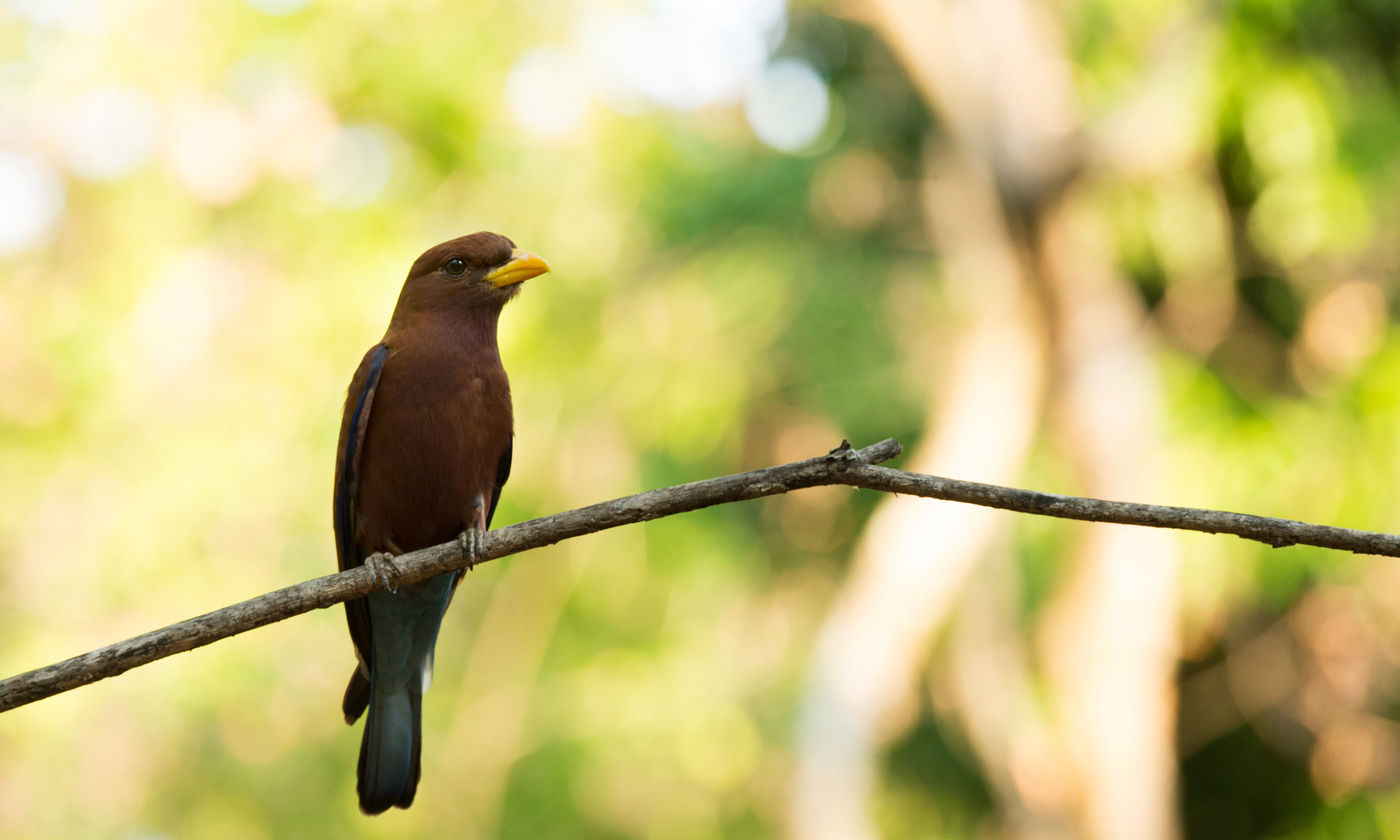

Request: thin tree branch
left=2, top=436, right=1397, bottom=714
left=835, top=465, right=1400, bottom=556
left=0, top=439, right=902, bottom=713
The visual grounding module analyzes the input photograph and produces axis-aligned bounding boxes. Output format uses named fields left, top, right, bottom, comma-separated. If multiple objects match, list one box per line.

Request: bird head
left=395, top=231, right=550, bottom=317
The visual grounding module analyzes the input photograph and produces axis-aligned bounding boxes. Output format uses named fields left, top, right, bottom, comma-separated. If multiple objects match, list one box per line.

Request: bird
left=332, top=231, right=549, bottom=814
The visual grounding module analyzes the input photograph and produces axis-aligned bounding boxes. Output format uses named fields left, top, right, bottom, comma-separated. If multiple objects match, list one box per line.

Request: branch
left=0, top=439, right=902, bottom=713
left=836, top=465, right=1400, bottom=555
left=3, top=436, right=1398, bottom=713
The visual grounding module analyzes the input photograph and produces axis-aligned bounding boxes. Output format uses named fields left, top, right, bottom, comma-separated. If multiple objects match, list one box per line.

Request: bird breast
left=354, top=336, right=513, bottom=555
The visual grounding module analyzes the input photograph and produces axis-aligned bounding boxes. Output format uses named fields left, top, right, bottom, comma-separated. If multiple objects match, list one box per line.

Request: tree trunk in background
left=792, top=142, right=1047, bottom=839
left=1035, top=191, right=1181, bottom=840
left=794, top=0, right=1183, bottom=837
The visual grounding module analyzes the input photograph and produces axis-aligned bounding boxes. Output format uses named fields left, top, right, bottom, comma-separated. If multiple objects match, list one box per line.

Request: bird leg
left=363, top=551, right=402, bottom=593
left=457, top=494, right=489, bottom=572
left=457, top=530, right=481, bottom=569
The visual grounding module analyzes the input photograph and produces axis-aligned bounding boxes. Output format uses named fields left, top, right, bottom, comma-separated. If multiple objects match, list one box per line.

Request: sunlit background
left=3, top=0, right=1400, bottom=837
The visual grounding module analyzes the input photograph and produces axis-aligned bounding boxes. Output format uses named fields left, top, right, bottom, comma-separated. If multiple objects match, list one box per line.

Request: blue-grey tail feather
left=357, top=684, right=422, bottom=814
left=353, top=572, right=455, bottom=813
left=343, top=667, right=370, bottom=724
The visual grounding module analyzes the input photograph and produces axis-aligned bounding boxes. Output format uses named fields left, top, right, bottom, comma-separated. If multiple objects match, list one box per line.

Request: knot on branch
left=828, top=439, right=857, bottom=470
left=746, top=481, right=784, bottom=496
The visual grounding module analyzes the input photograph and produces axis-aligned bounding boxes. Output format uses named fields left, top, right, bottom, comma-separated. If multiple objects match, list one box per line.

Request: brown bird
left=332, top=232, right=549, bottom=814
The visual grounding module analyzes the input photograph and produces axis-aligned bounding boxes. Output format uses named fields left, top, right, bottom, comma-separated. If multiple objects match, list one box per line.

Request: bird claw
left=364, top=551, right=402, bottom=593
left=458, top=527, right=485, bottom=571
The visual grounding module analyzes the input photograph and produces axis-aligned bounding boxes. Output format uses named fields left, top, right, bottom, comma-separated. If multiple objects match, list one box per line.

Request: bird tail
left=343, top=667, right=370, bottom=724
left=356, top=682, right=422, bottom=814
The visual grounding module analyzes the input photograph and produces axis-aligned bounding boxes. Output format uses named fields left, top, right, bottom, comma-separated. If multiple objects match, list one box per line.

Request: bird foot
left=364, top=551, right=402, bottom=593
left=458, top=527, right=485, bottom=571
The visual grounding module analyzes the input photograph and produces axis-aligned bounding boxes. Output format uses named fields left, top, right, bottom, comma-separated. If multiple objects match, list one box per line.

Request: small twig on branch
left=2, top=436, right=1398, bottom=714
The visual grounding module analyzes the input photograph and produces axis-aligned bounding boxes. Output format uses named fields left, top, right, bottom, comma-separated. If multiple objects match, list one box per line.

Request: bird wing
left=486, top=437, right=512, bottom=528
left=334, top=342, right=389, bottom=665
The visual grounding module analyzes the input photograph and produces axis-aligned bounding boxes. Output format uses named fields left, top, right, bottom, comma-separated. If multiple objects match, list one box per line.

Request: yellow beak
left=484, top=248, right=551, bottom=288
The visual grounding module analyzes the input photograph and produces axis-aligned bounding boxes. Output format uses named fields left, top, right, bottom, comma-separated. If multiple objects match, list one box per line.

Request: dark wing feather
left=334, top=343, right=389, bottom=679
left=485, top=437, right=512, bottom=528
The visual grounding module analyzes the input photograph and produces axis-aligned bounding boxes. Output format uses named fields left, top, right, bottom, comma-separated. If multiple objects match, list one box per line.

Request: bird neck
left=384, top=305, right=505, bottom=365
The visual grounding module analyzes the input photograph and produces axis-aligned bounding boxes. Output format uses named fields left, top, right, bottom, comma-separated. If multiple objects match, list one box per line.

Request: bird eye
left=443, top=258, right=467, bottom=276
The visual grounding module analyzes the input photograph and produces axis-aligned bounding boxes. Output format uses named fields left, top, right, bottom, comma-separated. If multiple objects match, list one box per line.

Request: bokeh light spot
left=252, top=82, right=339, bottom=180
left=1244, top=80, right=1332, bottom=177
left=7, top=0, right=93, bottom=28
left=744, top=58, right=829, bottom=152
left=167, top=98, right=258, bottom=205
left=58, top=84, right=160, bottom=181
left=0, top=149, right=65, bottom=254
left=577, top=0, right=783, bottom=113
left=1299, top=281, right=1386, bottom=378
left=810, top=149, right=896, bottom=230
left=241, top=0, right=309, bottom=15
left=131, top=249, right=237, bottom=382
left=506, top=47, right=591, bottom=140
left=676, top=703, right=762, bottom=792
left=313, top=124, right=395, bottom=208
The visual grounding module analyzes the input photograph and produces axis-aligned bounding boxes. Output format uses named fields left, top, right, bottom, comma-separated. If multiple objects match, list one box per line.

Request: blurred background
left=2, top=0, right=1400, bottom=837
